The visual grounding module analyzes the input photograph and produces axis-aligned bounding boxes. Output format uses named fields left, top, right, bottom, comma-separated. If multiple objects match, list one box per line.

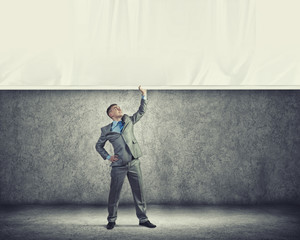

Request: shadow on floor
left=1, top=204, right=300, bottom=240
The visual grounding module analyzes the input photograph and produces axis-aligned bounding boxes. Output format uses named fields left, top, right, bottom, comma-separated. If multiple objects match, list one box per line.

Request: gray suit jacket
left=95, top=98, right=147, bottom=164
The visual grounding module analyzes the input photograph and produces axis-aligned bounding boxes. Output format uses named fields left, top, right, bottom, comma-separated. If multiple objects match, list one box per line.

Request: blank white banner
left=0, top=0, right=299, bottom=87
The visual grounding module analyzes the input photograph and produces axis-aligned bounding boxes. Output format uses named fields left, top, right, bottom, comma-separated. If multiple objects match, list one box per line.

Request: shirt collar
left=112, top=120, right=124, bottom=127
left=112, top=121, right=118, bottom=128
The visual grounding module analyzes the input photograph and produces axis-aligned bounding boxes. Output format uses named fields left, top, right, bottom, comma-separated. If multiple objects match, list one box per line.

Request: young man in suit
left=96, top=86, right=156, bottom=230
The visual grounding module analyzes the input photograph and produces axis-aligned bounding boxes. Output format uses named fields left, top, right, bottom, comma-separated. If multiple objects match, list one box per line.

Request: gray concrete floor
left=0, top=204, right=299, bottom=240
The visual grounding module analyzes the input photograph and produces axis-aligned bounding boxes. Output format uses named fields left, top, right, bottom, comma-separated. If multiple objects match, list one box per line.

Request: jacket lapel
left=121, top=115, right=129, bottom=133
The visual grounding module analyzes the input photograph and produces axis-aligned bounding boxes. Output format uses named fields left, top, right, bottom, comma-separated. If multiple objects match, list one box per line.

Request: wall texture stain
left=0, top=90, right=299, bottom=205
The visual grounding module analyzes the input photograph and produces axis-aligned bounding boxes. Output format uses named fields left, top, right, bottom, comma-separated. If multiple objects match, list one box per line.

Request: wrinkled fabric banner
left=0, top=0, right=299, bottom=87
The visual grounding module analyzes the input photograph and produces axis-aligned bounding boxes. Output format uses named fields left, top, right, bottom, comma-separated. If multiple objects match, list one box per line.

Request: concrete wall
left=0, top=90, right=299, bottom=205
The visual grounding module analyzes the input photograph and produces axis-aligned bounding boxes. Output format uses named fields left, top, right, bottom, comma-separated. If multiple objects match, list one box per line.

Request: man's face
left=109, top=105, right=123, bottom=119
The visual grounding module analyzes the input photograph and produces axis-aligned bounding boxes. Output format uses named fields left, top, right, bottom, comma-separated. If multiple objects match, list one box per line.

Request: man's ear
left=109, top=111, right=113, bottom=119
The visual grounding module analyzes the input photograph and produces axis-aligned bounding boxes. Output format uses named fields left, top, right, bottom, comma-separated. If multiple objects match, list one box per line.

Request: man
left=95, top=85, right=156, bottom=230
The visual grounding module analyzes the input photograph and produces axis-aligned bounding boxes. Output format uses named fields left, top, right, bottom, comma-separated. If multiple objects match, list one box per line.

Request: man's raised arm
left=130, top=85, right=148, bottom=124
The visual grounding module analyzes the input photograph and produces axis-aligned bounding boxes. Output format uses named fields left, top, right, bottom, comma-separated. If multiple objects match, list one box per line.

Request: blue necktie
left=118, top=121, right=124, bottom=131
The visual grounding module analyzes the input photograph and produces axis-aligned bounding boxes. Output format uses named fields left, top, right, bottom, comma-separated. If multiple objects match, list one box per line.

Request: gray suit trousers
left=108, top=158, right=148, bottom=223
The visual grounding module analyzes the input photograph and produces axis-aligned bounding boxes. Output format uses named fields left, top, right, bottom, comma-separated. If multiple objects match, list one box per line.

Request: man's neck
left=112, top=117, right=122, bottom=122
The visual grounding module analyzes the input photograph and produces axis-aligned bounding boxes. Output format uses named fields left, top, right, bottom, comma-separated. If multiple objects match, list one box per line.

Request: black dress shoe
left=106, top=222, right=115, bottom=230
left=139, top=220, right=156, bottom=228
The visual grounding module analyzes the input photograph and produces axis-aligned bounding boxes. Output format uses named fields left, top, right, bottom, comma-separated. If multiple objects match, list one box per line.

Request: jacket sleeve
left=130, top=98, right=147, bottom=124
left=95, top=128, right=110, bottom=160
